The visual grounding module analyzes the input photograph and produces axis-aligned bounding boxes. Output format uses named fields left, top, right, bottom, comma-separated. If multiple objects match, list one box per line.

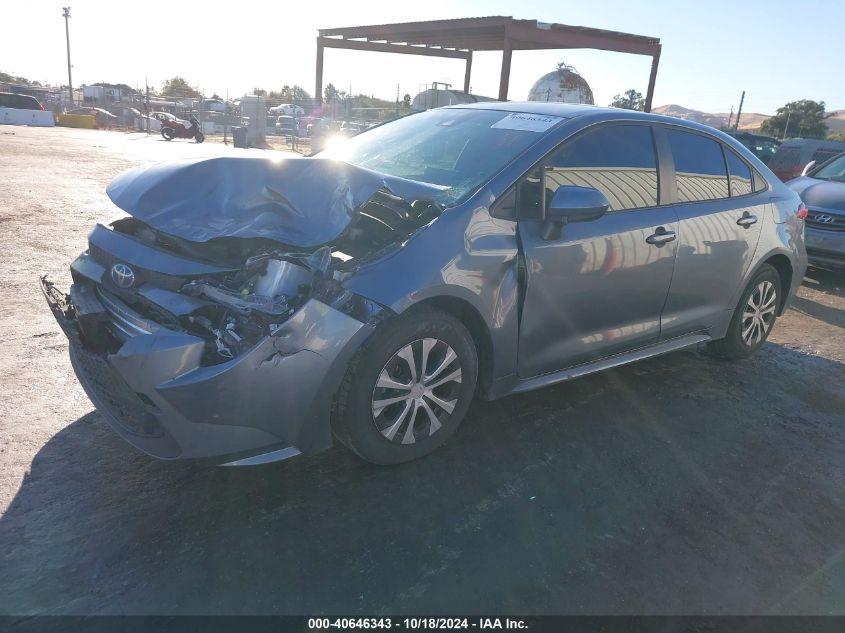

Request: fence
left=72, top=86, right=412, bottom=153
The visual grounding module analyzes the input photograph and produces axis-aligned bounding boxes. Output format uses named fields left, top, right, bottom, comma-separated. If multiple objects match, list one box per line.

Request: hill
left=653, top=104, right=845, bottom=137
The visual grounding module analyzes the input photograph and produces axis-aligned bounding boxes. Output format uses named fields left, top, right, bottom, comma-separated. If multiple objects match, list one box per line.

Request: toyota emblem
left=110, top=263, right=136, bottom=288
left=814, top=214, right=835, bottom=224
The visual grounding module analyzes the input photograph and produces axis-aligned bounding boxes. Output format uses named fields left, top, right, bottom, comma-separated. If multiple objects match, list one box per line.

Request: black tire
left=161, top=127, right=174, bottom=141
left=333, top=308, right=478, bottom=465
left=707, top=264, right=781, bottom=359
left=195, top=131, right=205, bottom=143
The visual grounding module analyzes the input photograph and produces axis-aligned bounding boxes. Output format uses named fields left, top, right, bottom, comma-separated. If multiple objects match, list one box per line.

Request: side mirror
left=542, top=186, right=610, bottom=240
left=800, top=160, right=816, bottom=177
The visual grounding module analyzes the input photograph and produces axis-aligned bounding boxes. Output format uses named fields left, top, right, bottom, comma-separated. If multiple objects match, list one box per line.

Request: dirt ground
left=1, top=126, right=844, bottom=615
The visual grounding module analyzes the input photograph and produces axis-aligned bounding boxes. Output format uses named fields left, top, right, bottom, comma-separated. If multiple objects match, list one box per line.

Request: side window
left=666, top=129, right=730, bottom=202
left=541, top=125, right=659, bottom=212
left=724, top=147, right=753, bottom=196
left=752, top=168, right=768, bottom=192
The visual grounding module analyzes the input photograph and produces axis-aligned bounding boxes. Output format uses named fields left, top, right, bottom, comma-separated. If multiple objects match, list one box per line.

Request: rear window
left=0, top=93, right=41, bottom=109
left=769, top=147, right=800, bottom=169
left=811, top=149, right=841, bottom=165
left=666, top=129, right=730, bottom=202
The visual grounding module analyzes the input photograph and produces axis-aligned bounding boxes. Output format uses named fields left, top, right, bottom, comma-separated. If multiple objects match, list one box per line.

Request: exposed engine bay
left=74, top=157, right=444, bottom=365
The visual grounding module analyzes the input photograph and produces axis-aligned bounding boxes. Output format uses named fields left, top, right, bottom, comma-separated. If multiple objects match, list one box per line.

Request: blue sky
left=3, top=0, right=842, bottom=114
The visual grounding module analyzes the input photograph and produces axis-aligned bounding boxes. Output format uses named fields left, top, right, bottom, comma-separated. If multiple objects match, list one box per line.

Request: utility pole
left=733, top=90, right=745, bottom=132
left=62, top=7, right=73, bottom=108
left=782, top=109, right=791, bottom=141
left=726, top=106, right=734, bottom=131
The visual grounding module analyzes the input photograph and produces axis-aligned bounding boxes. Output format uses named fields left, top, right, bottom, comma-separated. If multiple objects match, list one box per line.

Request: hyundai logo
left=814, top=214, right=835, bottom=224
left=110, top=263, right=136, bottom=288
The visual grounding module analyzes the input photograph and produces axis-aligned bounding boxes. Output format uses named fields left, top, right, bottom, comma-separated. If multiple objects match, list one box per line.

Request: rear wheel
left=707, top=264, right=781, bottom=359
left=161, top=127, right=174, bottom=141
left=333, top=308, right=477, bottom=465
left=195, top=131, right=205, bottom=143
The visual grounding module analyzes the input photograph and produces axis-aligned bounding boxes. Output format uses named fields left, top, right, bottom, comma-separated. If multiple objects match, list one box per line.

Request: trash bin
left=232, top=126, right=248, bottom=149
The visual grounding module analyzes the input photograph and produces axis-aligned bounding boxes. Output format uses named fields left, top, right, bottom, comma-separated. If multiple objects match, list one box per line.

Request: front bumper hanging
left=41, top=276, right=371, bottom=463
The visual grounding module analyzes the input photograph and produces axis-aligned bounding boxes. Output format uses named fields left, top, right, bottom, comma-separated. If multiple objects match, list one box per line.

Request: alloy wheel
left=371, top=338, right=463, bottom=445
left=741, top=280, right=777, bottom=346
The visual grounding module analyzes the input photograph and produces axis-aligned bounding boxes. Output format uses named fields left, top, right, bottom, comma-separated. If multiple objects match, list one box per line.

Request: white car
left=269, top=104, right=305, bottom=117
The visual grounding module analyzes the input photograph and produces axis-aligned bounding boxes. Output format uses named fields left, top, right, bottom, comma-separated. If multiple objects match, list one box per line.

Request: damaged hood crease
left=106, top=156, right=444, bottom=249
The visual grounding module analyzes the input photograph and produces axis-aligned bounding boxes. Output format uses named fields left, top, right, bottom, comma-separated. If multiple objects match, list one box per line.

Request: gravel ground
left=1, top=126, right=844, bottom=615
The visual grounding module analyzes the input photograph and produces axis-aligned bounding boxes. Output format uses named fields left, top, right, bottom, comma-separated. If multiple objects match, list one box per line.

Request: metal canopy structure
left=316, top=16, right=661, bottom=110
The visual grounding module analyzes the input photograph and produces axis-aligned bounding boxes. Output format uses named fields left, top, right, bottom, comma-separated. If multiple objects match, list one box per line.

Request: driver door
left=516, top=123, right=679, bottom=378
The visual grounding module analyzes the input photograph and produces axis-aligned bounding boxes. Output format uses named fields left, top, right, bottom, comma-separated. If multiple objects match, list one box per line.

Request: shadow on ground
left=2, top=343, right=845, bottom=615
left=792, top=267, right=845, bottom=328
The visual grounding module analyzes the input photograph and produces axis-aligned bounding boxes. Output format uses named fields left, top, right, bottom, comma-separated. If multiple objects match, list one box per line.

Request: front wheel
left=333, top=308, right=478, bottom=465
left=707, top=264, right=781, bottom=359
left=160, top=127, right=174, bottom=141
left=194, top=131, right=205, bottom=143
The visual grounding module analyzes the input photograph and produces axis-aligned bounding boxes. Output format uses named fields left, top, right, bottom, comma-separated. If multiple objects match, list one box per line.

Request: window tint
left=542, top=125, right=658, bottom=212
left=752, top=168, right=768, bottom=192
left=666, top=129, right=730, bottom=201
left=724, top=147, right=753, bottom=196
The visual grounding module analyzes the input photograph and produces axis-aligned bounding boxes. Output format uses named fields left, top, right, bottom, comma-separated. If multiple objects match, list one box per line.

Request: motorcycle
left=161, top=115, right=205, bottom=143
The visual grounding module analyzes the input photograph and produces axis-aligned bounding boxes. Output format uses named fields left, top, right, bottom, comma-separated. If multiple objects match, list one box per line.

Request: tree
left=402, top=93, right=411, bottom=110
left=609, top=89, right=644, bottom=111
left=290, top=85, right=311, bottom=103
left=161, top=76, right=201, bottom=98
left=0, top=70, right=39, bottom=85
left=252, top=87, right=267, bottom=96
left=324, top=83, right=339, bottom=102
left=761, top=100, right=828, bottom=140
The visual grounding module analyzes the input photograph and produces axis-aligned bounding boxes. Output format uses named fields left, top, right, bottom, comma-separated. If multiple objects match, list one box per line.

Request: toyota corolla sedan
left=787, top=152, right=845, bottom=269
left=42, top=103, right=807, bottom=466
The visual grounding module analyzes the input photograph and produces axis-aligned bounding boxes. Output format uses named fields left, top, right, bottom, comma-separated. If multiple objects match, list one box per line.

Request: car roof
left=448, top=101, right=747, bottom=138
left=445, top=101, right=612, bottom=119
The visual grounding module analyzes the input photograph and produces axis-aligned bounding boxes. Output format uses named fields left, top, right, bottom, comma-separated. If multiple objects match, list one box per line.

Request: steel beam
left=644, top=46, right=661, bottom=113
left=498, top=37, right=512, bottom=101
left=315, top=37, right=325, bottom=104
left=464, top=51, right=473, bottom=93
left=317, top=36, right=470, bottom=59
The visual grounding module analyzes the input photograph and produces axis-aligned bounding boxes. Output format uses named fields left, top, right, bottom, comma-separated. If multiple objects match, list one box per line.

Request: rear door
left=517, top=123, right=679, bottom=378
left=658, top=127, right=765, bottom=338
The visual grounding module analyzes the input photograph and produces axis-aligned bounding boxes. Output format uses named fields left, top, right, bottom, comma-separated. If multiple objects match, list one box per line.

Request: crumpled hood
left=106, top=156, right=444, bottom=248
left=787, top=177, right=845, bottom=212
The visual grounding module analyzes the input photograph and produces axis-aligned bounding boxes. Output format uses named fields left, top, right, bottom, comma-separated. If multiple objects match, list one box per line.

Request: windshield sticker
left=491, top=113, right=562, bottom=133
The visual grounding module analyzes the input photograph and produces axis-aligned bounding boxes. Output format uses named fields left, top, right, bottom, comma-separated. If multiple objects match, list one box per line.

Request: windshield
left=812, top=153, right=845, bottom=181
left=320, top=108, right=561, bottom=205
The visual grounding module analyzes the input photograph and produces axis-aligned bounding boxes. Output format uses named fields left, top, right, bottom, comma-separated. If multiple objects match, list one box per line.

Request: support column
left=463, top=51, right=473, bottom=93
left=498, top=39, right=512, bottom=101
left=315, top=38, right=324, bottom=105
left=644, top=45, right=661, bottom=113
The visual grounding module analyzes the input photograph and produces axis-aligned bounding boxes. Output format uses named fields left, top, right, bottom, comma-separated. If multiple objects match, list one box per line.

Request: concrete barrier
left=57, top=114, right=96, bottom=129
left=1, top=108, right=56, bottom=127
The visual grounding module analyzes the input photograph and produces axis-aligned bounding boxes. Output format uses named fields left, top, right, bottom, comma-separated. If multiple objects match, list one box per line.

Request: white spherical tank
left=527, top=63, right=594, bottom=105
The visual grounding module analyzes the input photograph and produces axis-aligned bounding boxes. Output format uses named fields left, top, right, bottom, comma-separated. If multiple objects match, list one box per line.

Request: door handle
left=737, top=213, right=758, bottom=228
left=646, top=227, right=677, bottom=246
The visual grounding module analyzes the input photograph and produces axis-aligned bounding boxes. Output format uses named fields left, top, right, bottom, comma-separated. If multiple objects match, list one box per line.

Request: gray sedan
left=42, top=103, right=807, bottom=466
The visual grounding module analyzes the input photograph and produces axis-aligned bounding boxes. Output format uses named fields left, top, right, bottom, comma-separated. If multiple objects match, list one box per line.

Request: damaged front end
left=42, top=156, right=440, bottom=462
